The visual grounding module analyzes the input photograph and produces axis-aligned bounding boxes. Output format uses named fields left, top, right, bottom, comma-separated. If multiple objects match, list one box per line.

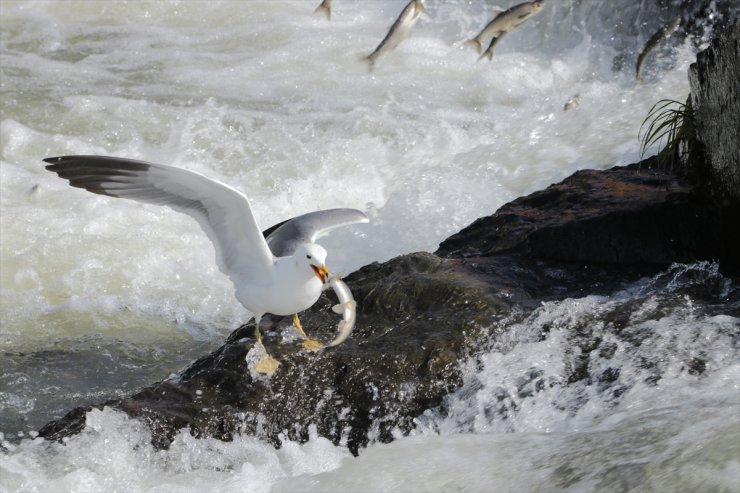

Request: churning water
left=1, top=1, right=738, bottom=491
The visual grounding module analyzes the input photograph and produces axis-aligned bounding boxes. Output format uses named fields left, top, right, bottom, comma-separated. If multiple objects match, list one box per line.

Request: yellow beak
left=311, top=264, right=329, bottom=283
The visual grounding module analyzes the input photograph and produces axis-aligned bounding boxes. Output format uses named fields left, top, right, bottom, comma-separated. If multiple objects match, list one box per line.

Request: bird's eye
left=306, top=255, right=312, bottom=259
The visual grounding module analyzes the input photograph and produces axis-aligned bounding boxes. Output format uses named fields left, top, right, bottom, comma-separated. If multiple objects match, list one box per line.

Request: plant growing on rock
left=639, top=98, right=700, bottom=174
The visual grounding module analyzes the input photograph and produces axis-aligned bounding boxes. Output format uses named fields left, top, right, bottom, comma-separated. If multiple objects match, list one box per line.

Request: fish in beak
left=311, top=264, right=329, bottom=283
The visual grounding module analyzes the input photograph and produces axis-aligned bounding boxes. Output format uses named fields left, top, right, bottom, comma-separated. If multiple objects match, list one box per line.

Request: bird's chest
left=242, top=274, right=323, bottom=316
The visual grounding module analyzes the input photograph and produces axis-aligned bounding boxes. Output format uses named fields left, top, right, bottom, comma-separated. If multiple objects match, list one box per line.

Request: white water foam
left=1, top=408, right=350, bottom=493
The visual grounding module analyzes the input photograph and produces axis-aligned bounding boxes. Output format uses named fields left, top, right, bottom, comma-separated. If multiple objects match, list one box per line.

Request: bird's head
left=296, top=243, right=329, bottom=284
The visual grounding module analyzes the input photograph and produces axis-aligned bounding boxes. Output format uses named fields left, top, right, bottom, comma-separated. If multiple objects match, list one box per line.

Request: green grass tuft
left=639, top=98, right=696, bottom=172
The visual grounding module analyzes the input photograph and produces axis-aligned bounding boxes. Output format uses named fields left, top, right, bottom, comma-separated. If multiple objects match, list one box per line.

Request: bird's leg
left=293, top=313, right=323, bottom=351
left=253, top=315, right=280, bottom=375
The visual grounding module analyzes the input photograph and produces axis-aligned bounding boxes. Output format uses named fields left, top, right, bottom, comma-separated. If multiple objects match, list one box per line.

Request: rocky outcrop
left=38, top=26, right=740, bottom=455
left=39, top=158, right=739, bottom=454
left=689, top=21, right=740, bottom=205
left=436, top=161, right=736, bottom=270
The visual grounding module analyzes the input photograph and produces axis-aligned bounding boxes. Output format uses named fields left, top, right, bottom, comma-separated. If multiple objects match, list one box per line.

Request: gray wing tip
left=43, top=155, right=151, bottom=173
left=43, top=156, right=153, bottom=198
left=43, top=155, right=100, bottom=166
left=43, top=156, right=68, bottom=172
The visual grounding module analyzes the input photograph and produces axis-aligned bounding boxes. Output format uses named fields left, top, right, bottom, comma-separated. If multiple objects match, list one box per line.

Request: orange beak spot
left=311, top=264, right=329, bottom=283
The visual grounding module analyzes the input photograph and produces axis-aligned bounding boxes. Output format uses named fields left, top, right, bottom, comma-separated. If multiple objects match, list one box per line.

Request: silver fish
left=325, top=275, right=356, bottom=347
left=314, top=0, right=333, bottom=21
left=636, top=18, right=681, bottom=82
left=467, top=1, right=544, bottom=62
left=365, top=0, right=426, bottom=70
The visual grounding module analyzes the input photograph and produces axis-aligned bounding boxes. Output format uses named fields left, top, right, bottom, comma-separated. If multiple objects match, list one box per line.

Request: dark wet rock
left=687, top=357, right=707, bottom=376
left=40, top=160, right=736, bottom=453
left=599, top=342, right=618, bottom=360
left=36, top=235, right=647, bottom=452
left=39, top=253, right=518, bottom=454
left=690, top=21, right=740, bottom=206
left=598, top=367, right=621, bottom=385
left=436, top=161, right=739, bottom=273
left=567, top=354, right=592, bottom=385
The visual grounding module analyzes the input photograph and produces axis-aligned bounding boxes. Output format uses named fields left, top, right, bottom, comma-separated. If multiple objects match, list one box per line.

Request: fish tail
left=477, top=49, right=494, bottom=62
left=479, top=35, right=499, bottom=62
left=363, top=54, right=376, bottom=72
left=314, top=3, right=331, bottom=20
left=635, top=56, right=645, bottom=82
left=465, top=38, right=482, bottom=54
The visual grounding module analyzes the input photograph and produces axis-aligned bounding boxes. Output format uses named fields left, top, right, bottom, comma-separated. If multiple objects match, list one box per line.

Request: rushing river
left=1, top=1, right=738, bottom=491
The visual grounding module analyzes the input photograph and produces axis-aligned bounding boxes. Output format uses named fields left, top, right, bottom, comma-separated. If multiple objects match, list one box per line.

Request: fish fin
left=363, top=55, right=376, bottom=72
left=478, top=49, right=494, bottom=62
left=635, top=52, right=647, bottom=81
left=478, top=37, right=497, bottom=62
left=465, top=39, right=482, bottom=54
left=314, top=6, right=331, bottom=21
left=332, top=301, right=356, bottom=314
left=314, top=3, right=331, bottom=20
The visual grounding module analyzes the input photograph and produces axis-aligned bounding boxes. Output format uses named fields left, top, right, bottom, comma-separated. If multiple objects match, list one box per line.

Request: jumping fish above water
left=466, top=1, right=544, bottom=62
left=314, top=0, right=333, bottom=21
left=635, top=18, right=681, bottom=82
left=365, top=0, right=426, bottom=70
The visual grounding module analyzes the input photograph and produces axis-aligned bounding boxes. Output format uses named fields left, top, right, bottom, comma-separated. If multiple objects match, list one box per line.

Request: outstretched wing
left=265, top=208, right=369, bottom=258
left=44, top=155, right=275, bottom=283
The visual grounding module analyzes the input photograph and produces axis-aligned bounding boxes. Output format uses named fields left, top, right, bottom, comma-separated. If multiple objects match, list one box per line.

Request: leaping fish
left=365, top=0, right=426, bottom=71
left=466, top=1, right=544, bottom=62
left=635, top=18, right=681, bottom=82
left=314, top=0, right=333, bottom=21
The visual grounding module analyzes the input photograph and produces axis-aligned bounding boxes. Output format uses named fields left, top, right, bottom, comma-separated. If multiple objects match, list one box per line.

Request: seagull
left=44, top=155, right=369, bottom=374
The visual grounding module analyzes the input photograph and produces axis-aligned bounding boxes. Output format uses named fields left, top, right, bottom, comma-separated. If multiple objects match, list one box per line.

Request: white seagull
left=44, top=155, right=369, bottom=374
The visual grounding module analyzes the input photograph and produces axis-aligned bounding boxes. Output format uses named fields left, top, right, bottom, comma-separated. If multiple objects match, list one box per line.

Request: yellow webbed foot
left=253, top=324, right=280, bottom=375
left=302, top=338, right=323, bottom=352
left=254, top=353, right=281, bottom=375
left=293, top=313, right=324, bottom=351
